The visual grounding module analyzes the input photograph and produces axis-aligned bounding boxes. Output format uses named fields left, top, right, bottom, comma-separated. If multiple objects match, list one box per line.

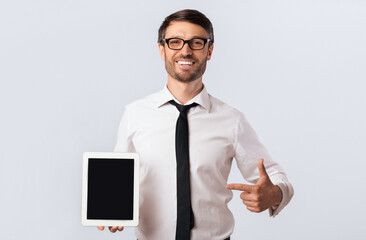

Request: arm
left=229, top=112, right=294, bottom=216
left=97, top=107, right=135, bottom=232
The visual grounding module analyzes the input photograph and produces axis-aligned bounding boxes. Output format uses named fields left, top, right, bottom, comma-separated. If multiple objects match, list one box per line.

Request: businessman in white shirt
left=98, top=9, right=294, bottom=240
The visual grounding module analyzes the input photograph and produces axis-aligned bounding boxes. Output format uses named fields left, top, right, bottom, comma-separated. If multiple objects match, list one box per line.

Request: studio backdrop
left=1, top=1, right=365, bottom=239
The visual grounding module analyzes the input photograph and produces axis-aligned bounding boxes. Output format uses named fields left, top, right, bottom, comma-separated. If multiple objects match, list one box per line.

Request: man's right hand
left=97, top=226, right=124, bottom=233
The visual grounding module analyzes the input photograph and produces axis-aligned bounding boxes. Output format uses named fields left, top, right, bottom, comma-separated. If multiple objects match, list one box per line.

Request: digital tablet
left=81, top=152, right=139, bottom=226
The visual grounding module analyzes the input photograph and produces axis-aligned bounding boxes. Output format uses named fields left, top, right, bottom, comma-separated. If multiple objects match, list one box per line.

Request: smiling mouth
left=177, top=60, right=194, bottom=66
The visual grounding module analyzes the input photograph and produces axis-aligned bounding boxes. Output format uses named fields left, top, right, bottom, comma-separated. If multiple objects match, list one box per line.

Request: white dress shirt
left=114, top=86, right=294, bottom=240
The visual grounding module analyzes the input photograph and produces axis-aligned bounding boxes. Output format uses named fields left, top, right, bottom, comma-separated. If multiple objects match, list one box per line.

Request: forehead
left=165, top=21, right=209, bottom=38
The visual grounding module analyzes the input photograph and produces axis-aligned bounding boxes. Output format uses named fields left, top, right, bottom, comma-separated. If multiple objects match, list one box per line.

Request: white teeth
left=177, top=61, right=193, bottom=66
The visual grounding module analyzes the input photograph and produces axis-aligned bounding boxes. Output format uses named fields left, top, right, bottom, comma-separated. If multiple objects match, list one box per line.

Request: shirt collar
left=156, top=85, right=211, bottom=112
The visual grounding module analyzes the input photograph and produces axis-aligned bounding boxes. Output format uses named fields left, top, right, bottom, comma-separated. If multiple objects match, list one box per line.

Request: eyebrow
left=166, top=35, right=208, bottom=39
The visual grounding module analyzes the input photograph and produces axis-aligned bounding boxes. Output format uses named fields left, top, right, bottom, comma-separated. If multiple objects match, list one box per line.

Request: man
left=98, top=9, right=294, bottom=240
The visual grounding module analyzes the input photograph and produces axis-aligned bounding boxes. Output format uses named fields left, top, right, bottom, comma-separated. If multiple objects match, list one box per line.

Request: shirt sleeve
left=114, top=106, right=136, bottom=153
left=233, top=112, right=294, bottom=217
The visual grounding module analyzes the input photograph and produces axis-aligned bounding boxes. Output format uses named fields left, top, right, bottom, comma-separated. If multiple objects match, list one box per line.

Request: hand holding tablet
left=81, top=152, right=139, bottom=227
left=97, top=226, right=124, bottom=232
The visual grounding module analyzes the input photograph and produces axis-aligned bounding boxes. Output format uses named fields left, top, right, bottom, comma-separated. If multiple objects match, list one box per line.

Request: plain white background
left=1, top=0, right=365, bottom=239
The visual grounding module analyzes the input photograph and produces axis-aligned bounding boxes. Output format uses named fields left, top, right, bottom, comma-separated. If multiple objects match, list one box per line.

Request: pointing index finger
left=226, top=183, right=254, bottom=192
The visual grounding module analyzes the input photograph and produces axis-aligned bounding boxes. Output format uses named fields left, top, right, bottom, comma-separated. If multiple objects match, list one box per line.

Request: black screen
left=87, top=158, right=134, bottom=220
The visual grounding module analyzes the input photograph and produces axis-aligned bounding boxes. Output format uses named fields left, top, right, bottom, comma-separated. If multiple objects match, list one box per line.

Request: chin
left=174, top=74, right=201, bottom=83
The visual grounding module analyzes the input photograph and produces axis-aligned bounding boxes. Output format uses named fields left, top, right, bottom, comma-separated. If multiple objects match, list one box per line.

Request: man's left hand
left=226, top=159, right=282, bottom=213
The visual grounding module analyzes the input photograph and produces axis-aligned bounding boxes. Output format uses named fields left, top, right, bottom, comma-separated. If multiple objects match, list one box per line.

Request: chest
left=131, top=112, right=235, bottom=173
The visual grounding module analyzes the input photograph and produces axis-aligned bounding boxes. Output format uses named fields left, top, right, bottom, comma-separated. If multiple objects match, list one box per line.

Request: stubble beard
left=164, top=53, right=208, bottom=83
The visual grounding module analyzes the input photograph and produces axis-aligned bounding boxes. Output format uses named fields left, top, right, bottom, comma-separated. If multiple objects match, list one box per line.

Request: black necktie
left=169, top=100, right=197, bottom=240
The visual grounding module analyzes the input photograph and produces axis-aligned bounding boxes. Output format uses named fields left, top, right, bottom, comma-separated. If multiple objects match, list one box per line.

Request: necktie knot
left=169, top=100, right=198, bottom=113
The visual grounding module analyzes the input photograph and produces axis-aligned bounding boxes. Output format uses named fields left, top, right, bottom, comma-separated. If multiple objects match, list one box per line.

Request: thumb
left=258, top=158, right=270, bottom=183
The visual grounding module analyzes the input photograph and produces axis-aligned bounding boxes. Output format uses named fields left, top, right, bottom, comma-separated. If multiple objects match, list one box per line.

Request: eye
left=191, top=39, right=204, bottom=47
left=169, top=39, right=182, bottom=45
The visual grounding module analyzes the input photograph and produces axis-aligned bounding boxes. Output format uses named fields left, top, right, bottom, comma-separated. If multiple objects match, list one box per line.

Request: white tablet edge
left=81, top=152, right=139, bottom=226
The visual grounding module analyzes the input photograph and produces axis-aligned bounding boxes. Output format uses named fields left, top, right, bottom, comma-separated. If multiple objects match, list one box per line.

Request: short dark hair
left=158, top=9, right=214, bottom=46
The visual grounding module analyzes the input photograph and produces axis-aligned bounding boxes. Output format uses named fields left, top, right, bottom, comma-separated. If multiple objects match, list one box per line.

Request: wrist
left=273, top=185, right=282, bottom=207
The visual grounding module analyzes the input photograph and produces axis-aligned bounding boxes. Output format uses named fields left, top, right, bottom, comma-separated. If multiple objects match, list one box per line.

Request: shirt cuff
left=268, top=175, right=294, bottom=217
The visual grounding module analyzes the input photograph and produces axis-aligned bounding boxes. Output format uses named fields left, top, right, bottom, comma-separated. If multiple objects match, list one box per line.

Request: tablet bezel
left=81, top=152, right=139, bottom=226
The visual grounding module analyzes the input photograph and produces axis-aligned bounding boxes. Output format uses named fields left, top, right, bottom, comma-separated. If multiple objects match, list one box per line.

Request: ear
left=206, top=44, right=214, bottom=61
left=158, top=43, right=165, bottom=61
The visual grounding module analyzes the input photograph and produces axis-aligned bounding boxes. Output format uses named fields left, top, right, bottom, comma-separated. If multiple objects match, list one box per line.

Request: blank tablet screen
left=87, top=158, right=134, bottom=220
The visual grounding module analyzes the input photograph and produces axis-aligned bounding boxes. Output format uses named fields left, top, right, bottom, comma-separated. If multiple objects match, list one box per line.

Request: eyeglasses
left=162, top=38, right=211, bottom=50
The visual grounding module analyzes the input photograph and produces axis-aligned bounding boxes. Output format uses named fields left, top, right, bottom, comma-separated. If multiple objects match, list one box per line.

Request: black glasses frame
left=162, top=38, right=211, bottom=50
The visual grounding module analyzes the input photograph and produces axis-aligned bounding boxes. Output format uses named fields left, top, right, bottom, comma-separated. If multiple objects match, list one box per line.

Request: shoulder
left=125, top=89, right=163, bottom=112
left=208, top=93, right=244, bottom=121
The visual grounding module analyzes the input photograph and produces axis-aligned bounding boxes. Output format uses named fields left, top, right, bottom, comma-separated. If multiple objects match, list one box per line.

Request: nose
left=180, top=42, right=193, bottom=56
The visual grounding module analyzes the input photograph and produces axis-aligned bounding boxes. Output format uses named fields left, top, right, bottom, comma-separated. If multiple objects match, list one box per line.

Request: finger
left=242, top=199, right=256, bottom=208
left=258, top=159, right=269, bottom=180
left=109, top=226, right=118, bottom=233
left=240, top=191, right=257, bottom=201
left=97, top=226, right=105, bottom=231
left=246, top=205, right=262, bottom=213
left=226, top=183, right=254, bottom=192
left=117, top=226, right=124, bottom=231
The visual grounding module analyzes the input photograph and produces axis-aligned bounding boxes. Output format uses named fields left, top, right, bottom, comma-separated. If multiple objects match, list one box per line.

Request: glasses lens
left=167, top=38, right=183, bottom=50
left=189, top=38, right=205, bottom=50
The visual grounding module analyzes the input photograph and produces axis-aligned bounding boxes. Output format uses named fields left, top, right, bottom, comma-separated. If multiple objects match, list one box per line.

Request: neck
left=167, top=77, right=203, bottom=105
